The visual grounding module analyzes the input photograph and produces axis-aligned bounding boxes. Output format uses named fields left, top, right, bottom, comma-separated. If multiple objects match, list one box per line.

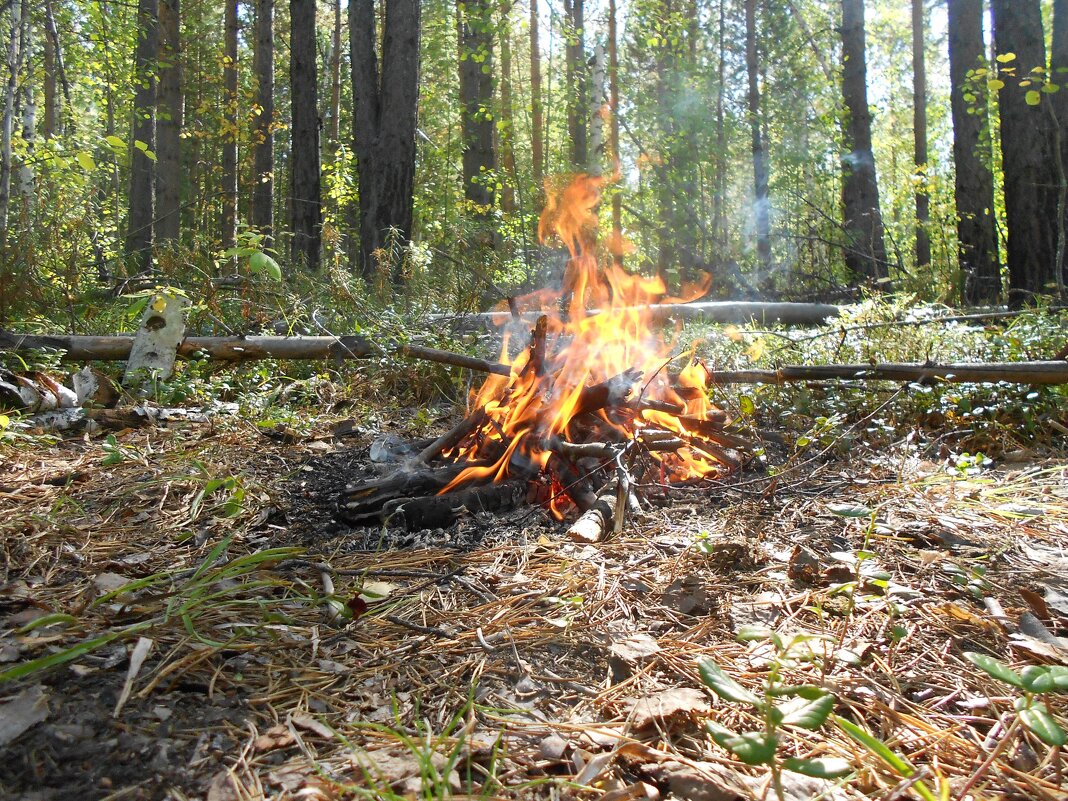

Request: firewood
left=567, top=487, right=616, bottom=543
left=380, top=480, right=529, bottom=530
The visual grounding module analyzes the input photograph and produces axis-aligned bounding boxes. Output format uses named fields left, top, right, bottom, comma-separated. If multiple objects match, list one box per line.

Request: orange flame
left=442, top=174, right=728, bottom=512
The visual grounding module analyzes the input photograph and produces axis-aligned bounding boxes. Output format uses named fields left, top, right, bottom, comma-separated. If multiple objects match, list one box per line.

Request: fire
left=440, top=174, right=732, bottom=516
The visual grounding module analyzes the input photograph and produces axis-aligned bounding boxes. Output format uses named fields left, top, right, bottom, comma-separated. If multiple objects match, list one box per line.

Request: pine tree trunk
left=252, top=0, right=274, bottom=242
left=840, top=0, right=888, bottom=284
left=498, top=0, right=516, bottom=214
left=608, top=0, right=621, bottom=251
left=220, top=0, right=239, bottom=263
left=0, top=1, right=19, bottom=233
left=16, top=0, right=34, bottom=204
left=991, top=0, right=1058, bottom=304
left=948, top=0, right=1000, bottom=304
left=43, top=1, right=56, bottom=138
left=911, top=0, right=930, bottom=271
left=712, top=0, right=726, bottom=253
left=124, top=0, right=159, bottom=272
left=564, top=0, right=587, bottom=169
left=1051, top=0, right=1068, bottom=291
left=458, top=0, right=496, bottom=219
left=156, top=0, right=182, bottom=245
left=351, top=0, right=420, bottom=284
left=529, top=0, right=543, bottom=193
left=328, top=0, right=342, bottom=153
left=290, top=0, right=321, bottom=269
left=745, top=0, right=771, bottom=274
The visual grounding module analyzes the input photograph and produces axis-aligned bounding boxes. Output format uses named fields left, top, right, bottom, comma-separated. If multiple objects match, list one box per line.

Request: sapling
left=699, top=627, right=852, bottom=800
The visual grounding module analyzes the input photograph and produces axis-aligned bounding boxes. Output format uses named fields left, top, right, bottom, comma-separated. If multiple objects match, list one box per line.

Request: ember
left=341, top=175, right=749, bottom=538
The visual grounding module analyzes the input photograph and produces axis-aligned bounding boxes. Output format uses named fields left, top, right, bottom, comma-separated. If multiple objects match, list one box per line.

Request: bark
left=840, top=0, right=888, bottom=284
left=564, top=0, right=586, bottom=169
left=498, top=0, right=516, bottom=214
left=124, top=0, right=159, bottom=273
left=328, top=0, right=342, bottom=152
left=529, top=0, right=543, bottom=192
left=745, top=0, right=771, bottom=273
left=0, top=1, right=19, bottom=231
left=911, top=0, right=930, bottom=271
left=43, top=1, right=56, bottom=138
left=350, top=0, right=421, bottom=283
left=16, top=0, right=33, bottom=202
left=948, top=0, right=1000, bottom=304
left=1051, top=0, right=1068, bottom=289
left=588, top=43, right=604, bottom=174
left=458, top=0, right=496, bottom=215
left=252, top=0, right=274, bottom=242
left=991, top=0, right=1058, bottom=303
left=608, top=0, right=621, bottom=250
left=703, top=361, right=1068, bottom=386
left=156, top=0, right=182, bottom=245
left=221, top=0, right=239, bottom=260
left=290, top=0, right=322, bottom=269
left=712, top=0, right=727, bottom=252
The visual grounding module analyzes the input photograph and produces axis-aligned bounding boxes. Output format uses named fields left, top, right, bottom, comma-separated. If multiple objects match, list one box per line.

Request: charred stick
left=396, top=343, right=511, bottom=377
left=573, top=368, right=643, bottom=417
left=567, top=487, right=616, bottom=543
left=416, top=408, right=488, bottom=464
left=644, top=437, right=686, bottom=453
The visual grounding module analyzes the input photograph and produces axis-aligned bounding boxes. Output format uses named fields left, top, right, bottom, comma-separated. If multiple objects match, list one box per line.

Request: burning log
left=380, top=480, right=529, bottom=531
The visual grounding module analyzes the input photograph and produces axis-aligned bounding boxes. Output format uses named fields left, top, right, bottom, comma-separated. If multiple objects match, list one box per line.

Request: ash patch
left=281, top=441, right=560, bottom=550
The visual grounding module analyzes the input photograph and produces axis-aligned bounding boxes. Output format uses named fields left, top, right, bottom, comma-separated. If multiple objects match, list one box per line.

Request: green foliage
left=964, top=652, right=1068, bottom=747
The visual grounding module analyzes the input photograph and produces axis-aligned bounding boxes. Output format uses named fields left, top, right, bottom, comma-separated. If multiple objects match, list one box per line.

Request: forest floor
left=1, top=404, right=1066, bottom=801
left=2, top=304, right=1068, bottom=800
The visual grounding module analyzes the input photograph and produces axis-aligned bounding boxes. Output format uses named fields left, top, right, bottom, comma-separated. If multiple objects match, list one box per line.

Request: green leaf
left=739, top=396, right=755, bottom=416
left=1025, top=90, right=1042, bottom=106
left=698, top=658, right=761, bottom=706
left=76, top=151, right=96, bottom=171
left=706, top=722, right=777, bottom=765
left=827, top=503, right=872, bottom=518
left=1047, top=666, right=1068, bottom=691
left=105, top=135, right=125, bottom=149
left=996, top=52, right=1016, bottom=63
left=780, top=693, right=835, bottom=730
left=986, top=79, right=1004, bottom=90
left=248, top=251, right=282, bottom=281
left=768, top=684, right=827, bottom=700
left=0, top=622, right=152, bottom=683
left=782, top=757, right=853, bottom=779
left=963, top=652, right=1024, bottom=689
left=1019, top=705, right=1067, bottom=746
left=1020, top=665, right=1056, bottom=694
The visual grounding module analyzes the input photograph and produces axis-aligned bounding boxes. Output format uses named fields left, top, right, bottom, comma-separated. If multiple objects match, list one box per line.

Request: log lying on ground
left=706, top=361, right=1068, bottom=386
left=435, top=301, right=841, bottom=331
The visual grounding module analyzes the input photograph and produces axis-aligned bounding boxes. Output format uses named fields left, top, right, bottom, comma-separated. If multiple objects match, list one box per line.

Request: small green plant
left=699, top=629, right=852, bottom=800
left=101, top=433, right=139, bottom=466
left=835, top=716, right=941, bottom=801
left=964, top=652, right=1068, bottom=746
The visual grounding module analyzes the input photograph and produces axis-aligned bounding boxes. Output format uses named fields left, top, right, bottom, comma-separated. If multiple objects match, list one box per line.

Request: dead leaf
left=787, top=545, right=821, bottom=585
left=92, top=572, right=131, bottom=595
left=642, top=759, right=747, bottom=801
left=206, top=769, right=241, bottom=801
left=113, top=636, right=153, bottom=717
left=0, top=685, right=49, bottom=747
left=539, top=733, right=569, bottom=760
left=629, top=687, right=710, bottom=730
left=255, top=724, right=295, bottom=752
left=609, top=633, right=661, bottom=664
left=291, top=713, right=335, bottom=740
left=662, top=575, right=715, bottom=616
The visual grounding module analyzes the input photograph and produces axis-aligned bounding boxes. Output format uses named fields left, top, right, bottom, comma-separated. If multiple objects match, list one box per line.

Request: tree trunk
left=458, top=0, right=496, bottom=218
left=290, top=0, right=321, bottom=269
left=156, top=0, right=182, bottom=245
left=498, top=0, right=516, bottom=214
left=911, top=0, right=930, bottom=271
left=350, top=0, right=421, bottom=284
left=948, top=0, right=1000, bottom=304
left=839, top=0, right=888, bottom=284
left=564, top=0, right=587, bottom=169
left=0, top=1, right=19, bottom=232
left=1051, top=0, right=1068, bottom=290
left=529, top=0, right=543, bottom=193
left=608, top=0, right=621, bottom=253
left=124, top=0, right=159, bottom=273
left=712, top=0, right=727, bottom=253
left=745, top=0, right=771, bottom=274
left=221, top=0, right=239, bottom=262
left=991, top=0, right=1058, bottom=304
left=16, top=0, right=33, bottom=204
left=328, top=0, right=342, bottom=153
left=43, top=1, right=56, bottom=138
left=252, top=0, right=274, bottom=242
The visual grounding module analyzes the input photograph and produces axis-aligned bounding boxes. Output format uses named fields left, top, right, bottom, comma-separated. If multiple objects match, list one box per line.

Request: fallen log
left=435, top=301, right=841, bottom=331
left=706, top=361, right=1068, bottom=386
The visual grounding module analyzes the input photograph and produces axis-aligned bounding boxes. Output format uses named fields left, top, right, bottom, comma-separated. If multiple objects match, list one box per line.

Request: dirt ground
left=1, top=415, right=1067, bottom=801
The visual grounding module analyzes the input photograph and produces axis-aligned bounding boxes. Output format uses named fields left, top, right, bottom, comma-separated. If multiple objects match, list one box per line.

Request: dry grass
left=1, top=411, right=1066, bottom=801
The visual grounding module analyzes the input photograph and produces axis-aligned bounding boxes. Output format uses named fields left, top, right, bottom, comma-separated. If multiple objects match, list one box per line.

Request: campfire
left=340, top=175, right=750, bottom=540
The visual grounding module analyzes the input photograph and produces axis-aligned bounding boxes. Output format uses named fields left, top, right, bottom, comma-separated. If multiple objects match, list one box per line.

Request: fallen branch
left=436, top=301, right=841, bottom=331
left=706, top=361, right=1068, bottom=386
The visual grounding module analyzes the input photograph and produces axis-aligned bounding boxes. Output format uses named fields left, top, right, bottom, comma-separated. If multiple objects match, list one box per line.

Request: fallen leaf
left=255, top=724, right=295, bottom=752
left=291, top=713, right=335, bottom=740
left=629, top=687, right=710, bottom=730
left=112, top=636, right=153, bottom=718
left=0, top=685, right=49, bottom=747
left=206, top=770, right=241, bottom=801
left=609, top=633, right=661, bottom=664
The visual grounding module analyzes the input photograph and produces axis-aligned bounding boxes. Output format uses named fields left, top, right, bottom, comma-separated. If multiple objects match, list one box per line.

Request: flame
left=441, top=174, right=729, bottom=513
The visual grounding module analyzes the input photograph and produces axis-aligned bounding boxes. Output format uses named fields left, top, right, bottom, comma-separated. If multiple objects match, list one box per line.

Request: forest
left=0, top=1, right=1067, bottom=800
